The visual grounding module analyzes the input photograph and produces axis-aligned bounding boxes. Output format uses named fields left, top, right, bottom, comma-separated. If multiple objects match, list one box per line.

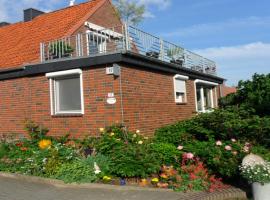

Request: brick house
left=0, top=0, right=224, bottom=137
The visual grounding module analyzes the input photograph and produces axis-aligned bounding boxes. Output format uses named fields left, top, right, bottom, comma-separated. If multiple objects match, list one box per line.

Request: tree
left=113, top=0, right=145, bottom=25
left=219, top=73, right=270, bottom=116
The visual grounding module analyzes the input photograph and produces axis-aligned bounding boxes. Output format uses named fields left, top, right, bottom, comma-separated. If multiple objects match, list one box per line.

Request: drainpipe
left=119, top=66, right=124, bottom=125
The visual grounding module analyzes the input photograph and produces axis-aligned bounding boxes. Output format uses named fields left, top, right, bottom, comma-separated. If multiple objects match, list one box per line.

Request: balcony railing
left=40, top=24, right=217, bottom=75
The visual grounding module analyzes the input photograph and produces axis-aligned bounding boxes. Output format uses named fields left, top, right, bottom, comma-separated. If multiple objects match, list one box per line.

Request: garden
left=0, top=73, right=269, bottom=195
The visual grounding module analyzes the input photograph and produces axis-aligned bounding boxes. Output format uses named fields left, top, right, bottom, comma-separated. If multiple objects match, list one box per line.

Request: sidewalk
left=0, top=173, right=247, bottom=200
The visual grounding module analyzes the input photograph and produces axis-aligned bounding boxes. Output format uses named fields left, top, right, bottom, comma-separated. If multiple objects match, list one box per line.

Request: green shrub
left=219, top=73, right=270, bottom=116
left=183, top=139, right=247, bottom=178
left=96, top=125, right=160, bottom=178
left=154, top=123, right=192, bottom=146
left=54, top=154, right=111, bottom=183
left=150, top=143, right=181, bottom=166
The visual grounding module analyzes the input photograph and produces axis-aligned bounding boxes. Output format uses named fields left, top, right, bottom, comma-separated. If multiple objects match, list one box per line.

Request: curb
left=0, top=172, right=173, bottom=192
left=0, top=172, right=247, bottom=200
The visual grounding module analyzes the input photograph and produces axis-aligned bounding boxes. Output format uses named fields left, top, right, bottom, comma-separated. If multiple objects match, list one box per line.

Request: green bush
left=54, top=154, right=111, bottom=183
left=150, top=143, right=181, bottom=166
left=96, top=125, right=160, bottom=178
left=219, top=73, right=270, bottom=116
left=154, top=122, right=192, bottom=146
left=184, top=139, right=247, bottom=178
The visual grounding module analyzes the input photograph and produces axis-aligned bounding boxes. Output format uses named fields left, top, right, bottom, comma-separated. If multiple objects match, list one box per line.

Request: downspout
left=119, top=66, right=124, bottom=125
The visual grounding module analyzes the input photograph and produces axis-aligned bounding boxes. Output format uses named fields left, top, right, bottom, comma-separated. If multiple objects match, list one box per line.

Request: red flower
left=20, top=147, right=28, bottom=151
left=15, top=142, right=23, bottom=147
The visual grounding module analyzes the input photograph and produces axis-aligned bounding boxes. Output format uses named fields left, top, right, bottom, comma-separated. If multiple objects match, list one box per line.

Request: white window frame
left=173, top=74, right=189, bottom=103
left=194, top=79, right=218, bottom=113
left=86, top=30, right=107, bottom=55
left=46, top=69, right=84, bottom=115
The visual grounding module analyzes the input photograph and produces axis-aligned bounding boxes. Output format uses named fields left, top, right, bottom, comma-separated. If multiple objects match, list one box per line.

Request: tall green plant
left=219, top=73, right=270, bottom=116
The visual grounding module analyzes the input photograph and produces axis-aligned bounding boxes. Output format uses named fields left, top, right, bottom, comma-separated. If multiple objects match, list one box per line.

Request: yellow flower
left=38, top=139, right=52, bottom=150
left=151, top=178, right=159, bottom=183
left=103, top=176, right=111, bottom=181
left=110, top=132, right=115, bottom=136
left=138, top=140, right=143, bottom=145
left=144, top=137, right=149, bottom=140
left=99, top=128, right=104, bottom=132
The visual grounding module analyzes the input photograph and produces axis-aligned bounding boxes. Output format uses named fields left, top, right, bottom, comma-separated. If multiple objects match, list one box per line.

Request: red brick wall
left=0, top=64, right=221, bottom=137
left=74, top=0, right=122, bottom=34
left=120, top=65, right=196, bottom=135
left=0, top=67, right=122, bottom=137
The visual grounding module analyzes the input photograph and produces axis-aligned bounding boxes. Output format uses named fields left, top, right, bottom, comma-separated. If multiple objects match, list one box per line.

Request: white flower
left=136, top=130, right=140, bottom=134
left=94, top=162, right=101, bottom=174
left=216, top=141, right=222, bottom=146
left=225, top=145, right=232, bottom=151
left=177, top=145, right=183, bottom=150
left=133, top=134, right=137, bottom=138
left=231, top=138, right=236, bottom=143
left=138, top=141, right=143, bottom=145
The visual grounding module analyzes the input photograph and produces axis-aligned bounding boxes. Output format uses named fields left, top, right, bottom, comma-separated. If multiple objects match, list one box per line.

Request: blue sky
left=1, top=0, right=269, bottom=85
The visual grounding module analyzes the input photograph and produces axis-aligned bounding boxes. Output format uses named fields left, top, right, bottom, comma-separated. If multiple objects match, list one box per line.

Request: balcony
left=40, top=24, right=217, bottom=76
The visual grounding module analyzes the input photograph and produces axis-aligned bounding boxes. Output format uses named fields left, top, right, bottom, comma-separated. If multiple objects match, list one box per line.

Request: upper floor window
left=173, top=74, right=189, bottom=103
left=46, top=69, right=84, bottom=115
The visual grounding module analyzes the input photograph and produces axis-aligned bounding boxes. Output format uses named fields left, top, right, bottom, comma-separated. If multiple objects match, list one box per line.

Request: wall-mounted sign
left=107, top=97, right=116, bottom=105
left=107, top=93, right=116, bottom=104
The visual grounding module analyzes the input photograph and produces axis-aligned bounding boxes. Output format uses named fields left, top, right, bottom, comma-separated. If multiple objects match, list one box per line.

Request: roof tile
left=0, top=0, right=105, bottom=69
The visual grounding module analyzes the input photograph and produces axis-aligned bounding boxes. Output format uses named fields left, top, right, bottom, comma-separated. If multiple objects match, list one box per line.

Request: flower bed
left=0, top=122, right=231, bottom=192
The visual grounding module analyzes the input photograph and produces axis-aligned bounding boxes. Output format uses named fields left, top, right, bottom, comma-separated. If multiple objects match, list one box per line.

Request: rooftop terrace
left=40, top=24, right=217, bottom=76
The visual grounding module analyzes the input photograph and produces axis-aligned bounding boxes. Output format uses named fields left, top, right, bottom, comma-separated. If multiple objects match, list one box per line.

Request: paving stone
left=0, top=174, right=247, bottom=200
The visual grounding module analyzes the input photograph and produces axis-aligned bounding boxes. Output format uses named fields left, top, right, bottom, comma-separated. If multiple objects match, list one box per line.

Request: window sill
left=175, top=102, right=188, bottom=105
left=52, top=113, right=84, bottom=117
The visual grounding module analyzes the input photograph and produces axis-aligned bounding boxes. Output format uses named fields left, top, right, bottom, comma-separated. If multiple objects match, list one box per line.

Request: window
left=195, top=79, right=218, bottom=112
left=174, top=74, right=189, bottom=103
left=86, top=31, right=107, bottom=55
left=46, top=69, right=84, bottom=115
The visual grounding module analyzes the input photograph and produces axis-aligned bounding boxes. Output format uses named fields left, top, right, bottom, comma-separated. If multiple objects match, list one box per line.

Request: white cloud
left=162, top=16, right=270, bottom=37
left=193, top=42, right=270, bottom=85
left=0, top=0, right=64, bottom=22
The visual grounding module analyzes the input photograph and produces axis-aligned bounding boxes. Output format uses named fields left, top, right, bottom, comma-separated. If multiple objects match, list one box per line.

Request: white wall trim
left=46, top=69, right=84, bottom=115
left=46, top=69, right=82, bottom=78
left=173, top=74, right=189, bottom=103
left=174, top=74, right=189, bottom=80
left=194, top=79, right=218, bottom=113
left=194, top=79, right=219, bottom=86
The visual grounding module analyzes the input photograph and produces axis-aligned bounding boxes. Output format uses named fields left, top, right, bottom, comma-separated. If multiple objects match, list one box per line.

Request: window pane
left=56, top=76, right=81, bottom=112
left=196, top=87, right=202, bottom=111
left=204, top=88, right=212, bottom=109
left=175, top=79, right=186, bottom=93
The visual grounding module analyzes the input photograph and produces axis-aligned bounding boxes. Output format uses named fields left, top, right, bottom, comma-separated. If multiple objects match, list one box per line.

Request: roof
left=222, top=85, right=237, bottom=96
left=0, top=0, right=107, bottom=69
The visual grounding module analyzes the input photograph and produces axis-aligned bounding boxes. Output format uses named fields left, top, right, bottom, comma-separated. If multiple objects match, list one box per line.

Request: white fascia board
left=194, top=79, right=219, bottom=86
left=174, top=74, right=189, bottom=80
left=46, top=69, right=82, bottom=78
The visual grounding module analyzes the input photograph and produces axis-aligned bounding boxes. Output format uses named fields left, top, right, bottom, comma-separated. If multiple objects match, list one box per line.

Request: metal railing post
left=124, top=23, right=129, bottom=51
left=160, top=38, right=164, bottom=61
left=40, top=43, right=45, bottom=62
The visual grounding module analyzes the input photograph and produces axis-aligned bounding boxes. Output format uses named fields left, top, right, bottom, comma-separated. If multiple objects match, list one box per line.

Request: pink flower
left=225, top=145, right=232, bottom=151
left=231, top=138, right=236, bottom=143
left=177, top=145, right=184, bottom=150
left=216, top=141, right=222, bottom=146
left=243, top=146, right=250, bottom=153
left=186, top=152, right=194, bottom=159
